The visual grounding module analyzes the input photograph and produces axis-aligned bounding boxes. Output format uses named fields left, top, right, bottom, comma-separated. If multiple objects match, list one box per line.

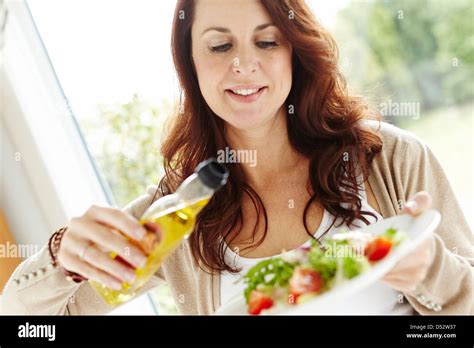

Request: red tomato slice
left=365, top=236, right=393, bottom=261
left=288, top=267, right=322, bottom=304
left=248, top=290, right=274, bottom=315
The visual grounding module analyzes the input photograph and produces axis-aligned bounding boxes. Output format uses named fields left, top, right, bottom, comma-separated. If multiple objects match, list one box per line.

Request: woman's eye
left=211, top=43, right=232, bottom=52
left=210, top=41, right=277, bottom=53
left=256, top=41, right=278, bottom=49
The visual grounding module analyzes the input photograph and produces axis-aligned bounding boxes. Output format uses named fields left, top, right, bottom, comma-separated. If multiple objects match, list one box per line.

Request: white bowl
left=215, top=209, right=441, bottom=315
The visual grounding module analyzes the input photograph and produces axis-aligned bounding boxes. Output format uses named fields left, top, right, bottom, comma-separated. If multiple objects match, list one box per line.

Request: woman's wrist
left=48, top=227, right=88, bottom=283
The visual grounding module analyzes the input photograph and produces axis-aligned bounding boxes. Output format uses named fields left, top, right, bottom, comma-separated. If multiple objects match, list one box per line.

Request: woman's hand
left=57, top=205, right=151, bottom=290
left=381, top=191, right=435, bottom=292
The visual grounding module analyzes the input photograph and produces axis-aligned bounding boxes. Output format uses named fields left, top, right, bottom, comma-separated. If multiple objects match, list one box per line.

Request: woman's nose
left=231, top=50, right=258, bottom=75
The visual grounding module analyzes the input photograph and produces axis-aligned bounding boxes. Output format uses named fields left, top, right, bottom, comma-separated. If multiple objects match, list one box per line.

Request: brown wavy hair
left=154, top=0, right=383, bottom=274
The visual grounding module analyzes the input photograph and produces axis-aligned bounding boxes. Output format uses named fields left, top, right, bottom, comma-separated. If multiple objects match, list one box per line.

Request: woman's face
left=191, top=0, right=293, bottom=132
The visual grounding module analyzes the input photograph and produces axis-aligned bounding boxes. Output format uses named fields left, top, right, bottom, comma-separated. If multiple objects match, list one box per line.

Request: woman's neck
left=225, top=108, right=305, bottom=189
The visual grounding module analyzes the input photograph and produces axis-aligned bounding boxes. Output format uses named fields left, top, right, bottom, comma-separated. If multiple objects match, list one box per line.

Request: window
left=26, top=0, right=179, bottom=314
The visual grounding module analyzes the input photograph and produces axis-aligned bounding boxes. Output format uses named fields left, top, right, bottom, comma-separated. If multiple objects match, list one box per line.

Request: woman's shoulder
left=360, top=119, right=428, bottom=159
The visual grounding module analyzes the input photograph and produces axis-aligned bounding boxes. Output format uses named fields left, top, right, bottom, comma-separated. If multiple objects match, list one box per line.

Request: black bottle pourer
left=195, top=158, right=229, bottom=190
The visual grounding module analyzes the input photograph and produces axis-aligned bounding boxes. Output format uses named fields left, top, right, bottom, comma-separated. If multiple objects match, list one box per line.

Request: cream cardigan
left=1, top=121, right=473, bottom=315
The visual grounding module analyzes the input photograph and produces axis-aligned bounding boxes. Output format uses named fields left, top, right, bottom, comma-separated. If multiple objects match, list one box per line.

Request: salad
left=243, top=228, right=406, bottom=315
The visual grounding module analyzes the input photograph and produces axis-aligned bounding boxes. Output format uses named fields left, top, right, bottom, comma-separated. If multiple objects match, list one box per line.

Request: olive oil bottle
left=90, top=158, right=229, bottom=306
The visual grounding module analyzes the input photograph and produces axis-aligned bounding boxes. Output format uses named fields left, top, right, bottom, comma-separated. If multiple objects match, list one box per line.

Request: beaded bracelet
left=48, top=227, right=88, bottom=283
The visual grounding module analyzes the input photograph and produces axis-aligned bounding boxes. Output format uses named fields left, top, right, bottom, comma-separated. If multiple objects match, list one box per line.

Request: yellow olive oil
left=90, top=198, right=209, bottom=306
left=89, top=158, right=228, bottom=306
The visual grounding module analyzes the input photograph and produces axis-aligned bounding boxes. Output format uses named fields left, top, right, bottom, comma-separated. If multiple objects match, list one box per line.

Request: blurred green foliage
left=83, top=94, right=169, bottom=208
left=334, top=0, right=474, bottom=114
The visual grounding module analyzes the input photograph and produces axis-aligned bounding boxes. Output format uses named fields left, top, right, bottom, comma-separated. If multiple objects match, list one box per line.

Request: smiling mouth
left=225, top=86, right=268, bottom=103
left=226, top=86, right=267, bottom=96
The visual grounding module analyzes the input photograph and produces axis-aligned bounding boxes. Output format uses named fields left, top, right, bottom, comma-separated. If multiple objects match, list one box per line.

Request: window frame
left=3, top=0, right=158, bottom=314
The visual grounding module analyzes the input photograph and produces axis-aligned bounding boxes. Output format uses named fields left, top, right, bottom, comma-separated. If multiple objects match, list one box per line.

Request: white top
left=219, top=180, right=414, bottom=314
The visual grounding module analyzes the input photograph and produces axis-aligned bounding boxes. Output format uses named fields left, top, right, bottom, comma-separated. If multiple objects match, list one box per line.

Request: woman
left=1, top=0, right=472, bottom=315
